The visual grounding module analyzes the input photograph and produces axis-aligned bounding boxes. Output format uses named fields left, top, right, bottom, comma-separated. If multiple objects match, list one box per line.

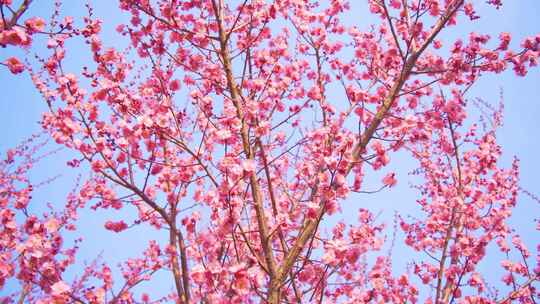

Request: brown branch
left=5, top=0, right=32, bottom=28
left=211, top=0, right=279, bottom=292
left=178, top=230, right=191, bottom=302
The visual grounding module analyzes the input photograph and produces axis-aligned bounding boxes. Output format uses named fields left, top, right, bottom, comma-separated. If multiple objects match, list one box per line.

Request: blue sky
left=1, top=0, right=539, bottom=301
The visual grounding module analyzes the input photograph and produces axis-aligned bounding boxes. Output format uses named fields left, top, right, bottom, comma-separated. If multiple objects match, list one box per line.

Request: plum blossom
left=50, top=280, right=71, bottom=296
left=382, top=172, right=397, bottom=188
left=0, top=0, right=538, bottom=303
left=4, top=57, right=24, bottom=74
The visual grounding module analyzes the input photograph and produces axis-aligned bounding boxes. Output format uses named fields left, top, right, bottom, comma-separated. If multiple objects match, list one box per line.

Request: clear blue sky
left=1, top=0, right=539, bottom=300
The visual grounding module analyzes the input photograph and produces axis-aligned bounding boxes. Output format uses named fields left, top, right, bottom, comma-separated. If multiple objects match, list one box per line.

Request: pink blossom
left=382, top=172, right=397, bottom=187
left=25, top=17, right=46, bottom=32
left=4, top=57, right=24, bottom=74
left=169, top=79, right=181, bottom=91
left=242, top=159, right=256, bottom=173
left=104, top=220, right=128, bottom=232
left=51, top=281, right=71, bottom=296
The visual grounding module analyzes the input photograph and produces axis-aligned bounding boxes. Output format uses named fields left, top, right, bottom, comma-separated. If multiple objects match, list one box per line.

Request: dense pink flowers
left=0, top=28, right=29, bottom=47
left=0, top=0, right=539, bottom=303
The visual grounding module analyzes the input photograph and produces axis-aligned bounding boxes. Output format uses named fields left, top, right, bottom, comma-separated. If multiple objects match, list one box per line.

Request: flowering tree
left=1, top=0, right=539, bottom=303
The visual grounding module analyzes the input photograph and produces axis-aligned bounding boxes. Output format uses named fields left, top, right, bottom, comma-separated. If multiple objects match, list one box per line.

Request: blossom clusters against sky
left=1, top=0, right=539, bottom=300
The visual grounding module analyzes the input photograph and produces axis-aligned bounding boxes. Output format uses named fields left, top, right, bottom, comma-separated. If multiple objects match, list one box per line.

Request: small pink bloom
left=242, top=159, right=256, bottom=173
left=150, top=164, right=163, bottom=175
left=191, top=264, right=206, bottom=283
left=25, top=17, right=46, bottom=32
left=306, top=202, right=319, bottom=219
left=141, top=116, right=153, bottom=128
left=382, top=172, right=397, bottom=188
left=169, top=79, right=181, bottom=91
left=51, top=280, right=71, bottom=296
left=389, top=0, right=401, bottom=9
left=45, top=218, right=59, bottom=233
left=4, top=57, right=24, bottom=74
